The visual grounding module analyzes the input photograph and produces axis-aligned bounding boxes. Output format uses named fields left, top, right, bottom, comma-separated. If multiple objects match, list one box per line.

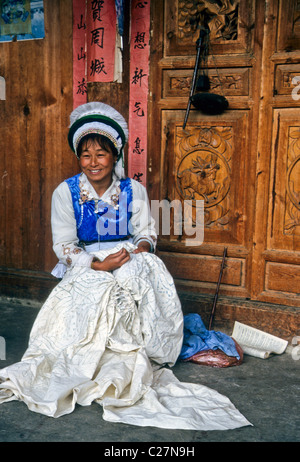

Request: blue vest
left=65, top=174, right=133, bottom=245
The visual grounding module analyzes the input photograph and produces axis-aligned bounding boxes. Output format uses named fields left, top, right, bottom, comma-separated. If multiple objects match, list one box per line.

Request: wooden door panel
left=150, top=0, right=300, bottom=307
left=252, top=0, right=300, bottom=306
left=277, top=0, right=300, bottom=51
left=164, top=0, right=254, bottom=56
left=150, top=0, right=258, bottom=299
left=274, top=64, right=300, bottom=96
left=268, top=109, right=300, bottom=251
left=157, top=109, right=250, bottom=297
left=258, top=108, right=300, bottom=305
left=266, top=262, right=300, bottom=295
left=158, top=253, right=243, bottom=285
left=161, top=109, right=249, bottom=244
left=162, top=67, right=251, bottom=102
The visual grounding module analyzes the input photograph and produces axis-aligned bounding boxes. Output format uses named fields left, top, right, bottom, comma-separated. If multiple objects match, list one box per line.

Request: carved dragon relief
left=175, top=126, right=231, bottom=228
left=284, top=126, right=300, bottom=234
left=177, top=0, right=239, bottom=44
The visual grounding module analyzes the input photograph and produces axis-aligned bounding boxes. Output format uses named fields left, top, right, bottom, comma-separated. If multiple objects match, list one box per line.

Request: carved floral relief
left=175, top=125, right=232, bottom=228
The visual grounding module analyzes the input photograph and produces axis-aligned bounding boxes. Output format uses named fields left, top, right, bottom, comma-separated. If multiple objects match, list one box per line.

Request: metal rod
left=182, top=28, right=207, bottom=129
left=208, top=247, right=227, bottom=331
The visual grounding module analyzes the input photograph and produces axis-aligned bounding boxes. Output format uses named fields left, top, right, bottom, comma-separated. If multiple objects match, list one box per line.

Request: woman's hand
left=132, top=241, right=151, bottom=254
left=91, top=241, right=151, bottom=272
left=91, top=248, right=130, bottom=272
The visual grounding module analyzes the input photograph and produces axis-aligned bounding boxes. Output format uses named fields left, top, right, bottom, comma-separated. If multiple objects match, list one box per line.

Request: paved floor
left=0, top=297, right=299, bottom=443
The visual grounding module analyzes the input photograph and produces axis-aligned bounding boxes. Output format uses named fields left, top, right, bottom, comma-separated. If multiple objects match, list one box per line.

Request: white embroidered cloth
left=0, top=244, right=251, bottom=430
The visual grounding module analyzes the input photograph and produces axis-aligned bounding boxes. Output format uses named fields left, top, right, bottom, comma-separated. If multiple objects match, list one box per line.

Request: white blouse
left=51, top=173, right=157, bottom=272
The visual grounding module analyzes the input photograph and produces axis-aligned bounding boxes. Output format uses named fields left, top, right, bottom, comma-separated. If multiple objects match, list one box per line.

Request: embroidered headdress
left=68, top=102, right=128, bottom=178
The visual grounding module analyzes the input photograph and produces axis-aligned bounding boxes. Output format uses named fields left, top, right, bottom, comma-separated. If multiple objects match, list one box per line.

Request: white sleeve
left=129, top=180, right=157, bottom=252
left=51, top=182, right=94, bottom=268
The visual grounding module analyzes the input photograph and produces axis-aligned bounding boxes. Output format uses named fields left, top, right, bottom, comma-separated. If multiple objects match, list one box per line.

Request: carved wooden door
left=148, top=0, right=300, bottom=308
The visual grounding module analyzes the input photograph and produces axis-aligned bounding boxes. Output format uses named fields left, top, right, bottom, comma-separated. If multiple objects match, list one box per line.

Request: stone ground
left=0, top=297, right=299, bottom=445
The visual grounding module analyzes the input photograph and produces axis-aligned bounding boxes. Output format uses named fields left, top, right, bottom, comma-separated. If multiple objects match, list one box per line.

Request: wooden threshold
left=0, top=268, right=57, bottom=302
left=178, top=290, right=299, bottom=342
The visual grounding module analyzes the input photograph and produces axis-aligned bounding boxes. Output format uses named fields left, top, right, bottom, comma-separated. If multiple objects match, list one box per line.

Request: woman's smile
left=78, top=138, right=116, bottom=194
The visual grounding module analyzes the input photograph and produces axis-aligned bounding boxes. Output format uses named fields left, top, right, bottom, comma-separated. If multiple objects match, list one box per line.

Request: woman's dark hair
left=77, top=134, right=118, bottom=159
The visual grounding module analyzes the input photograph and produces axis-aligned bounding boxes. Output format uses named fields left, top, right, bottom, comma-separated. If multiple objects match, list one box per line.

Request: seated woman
left=0, top=102, right=250, bottom=431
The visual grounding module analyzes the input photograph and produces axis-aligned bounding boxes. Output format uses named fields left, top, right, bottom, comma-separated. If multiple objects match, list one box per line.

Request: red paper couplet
left=128, top=0, right=150, bottom=187
left=73, top=0, right=150, bottom=180
left=86, top=0, right=116, bottom=83
left=73, top=0, right=87, bottom=109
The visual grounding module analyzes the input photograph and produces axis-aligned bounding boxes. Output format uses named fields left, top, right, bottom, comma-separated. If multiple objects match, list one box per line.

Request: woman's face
left=78, top=137, right=117, bottom=190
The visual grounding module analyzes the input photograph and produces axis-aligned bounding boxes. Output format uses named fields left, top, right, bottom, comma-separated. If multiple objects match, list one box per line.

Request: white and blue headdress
left=68, top=102, right=128, bottom=178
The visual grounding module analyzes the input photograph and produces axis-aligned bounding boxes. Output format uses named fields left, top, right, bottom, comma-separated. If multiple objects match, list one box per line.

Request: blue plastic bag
left=179, top=313, right=240, bottom=360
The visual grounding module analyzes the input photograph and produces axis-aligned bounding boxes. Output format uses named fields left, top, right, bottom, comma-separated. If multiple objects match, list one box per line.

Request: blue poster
left=0, top=0, right=45, bottom=42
